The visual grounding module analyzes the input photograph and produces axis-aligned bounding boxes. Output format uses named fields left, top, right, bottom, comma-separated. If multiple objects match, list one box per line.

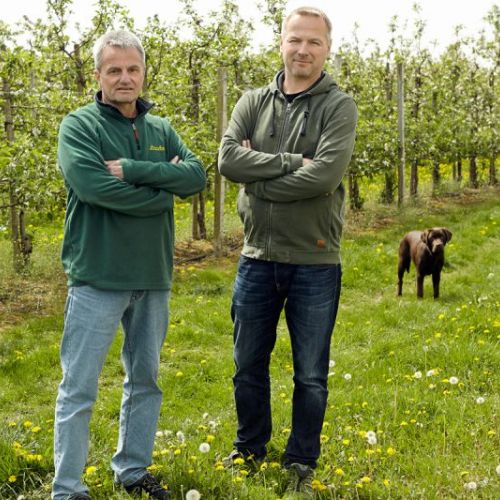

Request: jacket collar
left=94, top=91, right=154, bottom=119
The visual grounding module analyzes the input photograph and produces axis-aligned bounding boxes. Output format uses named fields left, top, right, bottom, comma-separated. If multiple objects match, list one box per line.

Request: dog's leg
left=416, top=274, right=424, bottom=298
left=397, top=261, right=404, bottom=296
left=432, top=271, right=440, bottom=299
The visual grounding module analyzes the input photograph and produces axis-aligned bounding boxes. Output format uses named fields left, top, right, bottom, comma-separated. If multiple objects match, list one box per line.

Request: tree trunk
left=457, top=159, right=462, bottom=183
left=488, top=156, right=497, bottom=185
left=432, top=160, right=441, bottom=192
left=348, top=172, right=363, bottom=210
left=469, top=155, right=478, bottom=188
left=410, top=159, right=419, bottom=197
left=381, top=172, right=395, bottom=204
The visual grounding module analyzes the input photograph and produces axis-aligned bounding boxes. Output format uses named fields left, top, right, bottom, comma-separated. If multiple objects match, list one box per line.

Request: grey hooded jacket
left=218, top=70, right=357, bottom=264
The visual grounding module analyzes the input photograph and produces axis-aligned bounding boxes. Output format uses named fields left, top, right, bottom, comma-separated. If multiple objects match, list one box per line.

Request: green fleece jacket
left=58, top=93, right=206, bottom=290
left=218, top=71, right=357, bottom=264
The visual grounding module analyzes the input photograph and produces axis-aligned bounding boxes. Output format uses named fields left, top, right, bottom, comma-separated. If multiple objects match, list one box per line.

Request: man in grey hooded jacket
left=218, top=6, right=357, bottom=494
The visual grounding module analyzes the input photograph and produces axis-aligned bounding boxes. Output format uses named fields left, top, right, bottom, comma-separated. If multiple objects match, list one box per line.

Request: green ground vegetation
left=0, top=190, right=499, bottom=499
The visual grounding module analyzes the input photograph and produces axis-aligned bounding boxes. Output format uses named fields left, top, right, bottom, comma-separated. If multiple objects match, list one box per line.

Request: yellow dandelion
left=342, top=439, right=350, bottom=445
left=386, top=447, right=396, bottom=456
left=206, top=434, right=215, bottom=443
left=270, top=461, right=281, bottom=469
left=175, top=371, right=184, bottom=378
left=23, top=421, right=33, bottom=428
left=8, top=475, right=16, bottom=483
left=31, top=426, right=42, bottom=433
left=85, top=466, right=97, bottom=476
left=8, top=421, right=17, bottom=427
left=174, top=448, right=182, bottom=455
left=233, top=457, right=245, bottom=465
left=215, top=464, right=225, bottom=471
left=335, top=468, right=345, bottom=476
left=320, top=434, right=329, bottom=443
left=361, top=476, right=371, bottom=483
left=383, top=479, right=390, bottom=487
left=239, top=470, right=249, bottom=477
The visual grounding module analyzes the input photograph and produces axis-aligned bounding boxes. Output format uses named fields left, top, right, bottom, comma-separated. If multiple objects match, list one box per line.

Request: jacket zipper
left=131, top=122, right=141, bottom=151
left=266, top=101, right=293, bottom=260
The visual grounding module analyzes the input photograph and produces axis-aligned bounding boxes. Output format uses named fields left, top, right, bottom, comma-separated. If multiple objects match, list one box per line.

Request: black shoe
left=124, top=472, right=171, bottom=499
left=221, top=449, right=265, bottom=468
left=67, top=494, right=92, bottom=500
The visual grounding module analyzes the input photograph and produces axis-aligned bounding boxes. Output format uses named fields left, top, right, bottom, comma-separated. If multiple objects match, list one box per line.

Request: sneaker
left=221, top=449, right=264, bottom=468
left=124, top=472, right=171, bottom=499
left=67, top=494, right=92, bottom=500
left=285, top=463, right=314, bottom=498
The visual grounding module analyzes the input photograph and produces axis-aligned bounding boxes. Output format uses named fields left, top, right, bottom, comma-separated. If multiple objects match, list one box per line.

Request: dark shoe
left=67, top=494, right=92, bottom=500
left=285, top=463, right=314, bottom=498
left=124, top=472, right=171, bottom=499
left=221, top=449, right=264, bottom=468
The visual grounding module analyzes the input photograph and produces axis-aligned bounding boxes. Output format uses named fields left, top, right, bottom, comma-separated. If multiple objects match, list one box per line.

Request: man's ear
left=94, top=69, right=100, bottom=84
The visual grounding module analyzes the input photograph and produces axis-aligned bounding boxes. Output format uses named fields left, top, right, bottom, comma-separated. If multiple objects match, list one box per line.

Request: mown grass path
left=1, top=192, right=499, bottom=499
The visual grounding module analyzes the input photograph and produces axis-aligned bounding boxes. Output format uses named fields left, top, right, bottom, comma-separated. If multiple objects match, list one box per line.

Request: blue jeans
left=52, top=286, right=170, bottom=499
left=231, top=256, right=341, bottom=468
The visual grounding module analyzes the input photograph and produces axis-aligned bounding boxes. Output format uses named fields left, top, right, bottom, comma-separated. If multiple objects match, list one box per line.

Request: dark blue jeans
left=231, top=256, right=342, bottom=468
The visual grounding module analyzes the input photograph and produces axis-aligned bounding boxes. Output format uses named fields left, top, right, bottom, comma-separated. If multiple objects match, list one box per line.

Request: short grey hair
left=93, top=30, right=145, bottom=70
left=282, top=7, right=332, bottom=47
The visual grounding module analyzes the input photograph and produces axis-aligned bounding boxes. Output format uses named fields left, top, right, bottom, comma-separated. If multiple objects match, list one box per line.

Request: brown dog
left=397, top=228, right=452, bottom=299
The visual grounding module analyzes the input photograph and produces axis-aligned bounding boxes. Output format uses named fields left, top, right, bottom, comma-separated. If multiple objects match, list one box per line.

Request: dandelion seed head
left=344, top=373, right=352, bottom=381
left=176, top=431, right=185, bottom=442
left=413, top=371, right=422, bottom=379
left=464, top=481, right=477, bottom=490
left=198, top=442, right=210, bottom=453
left=449, top=376, right=459, bottom=385
left=496, top=465, right=500, bottom=475
left=476, top=396, right=485, bottom=404
left=185, top=489, right=201, bottom=500
left=329, top=360, right=336, bottom=368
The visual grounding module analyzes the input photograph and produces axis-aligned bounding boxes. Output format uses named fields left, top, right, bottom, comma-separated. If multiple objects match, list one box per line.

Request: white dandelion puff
left=198, top=442, right=210, bottom=453
left=343, top=373, right=352, bottom=381
left=496, top=465, right=500, bottom=475
left=463, top=481, right=477, bottom=491
left=366, top=431, right=377, bottom=445
left=449, top=377, right=459, bottom=385
left=176, top=431, right=185, bottom=442
left=476, top=396, right=485, bottom=404
left=413, top=371, right=422, bottom=379
left=155, top=431, right=164, bottom=438
left=202, top=412, right=209, bottom=419
left=329, top=360, right=336, bottom=368
left=186, top=490, right=201, bottom=500
left=426, top=369, right=435, bottom=377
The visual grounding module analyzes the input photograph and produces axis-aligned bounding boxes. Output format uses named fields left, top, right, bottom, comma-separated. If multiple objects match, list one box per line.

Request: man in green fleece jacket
left=53, top=31, right=206, bottom=500
left=218, top=7, right=357, bottom=494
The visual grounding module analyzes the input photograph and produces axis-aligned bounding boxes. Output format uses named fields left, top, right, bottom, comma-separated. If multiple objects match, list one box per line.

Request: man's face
left=280, top=14, right=330, bottom=83
left=95, top=46, right=145, bottom=109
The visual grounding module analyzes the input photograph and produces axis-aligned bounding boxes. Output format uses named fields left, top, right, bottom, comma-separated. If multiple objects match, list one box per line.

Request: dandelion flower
left=366, top=431, right=377, bottom=445
left=449, top=376, right=459, bottom=385
left=198, top=443, right=210, bottom=453
left=464, top=481, right=477, bottom=490
left=476, top=397, right=485, bottom=404
left=413, top=371, right=422, bottom=379
left=360, top=476, right=371, bottom=483
left=185, top=489, right=201, bottom=500
left=176, top=431, right=185, bottom=442
left=85, top=466, right=97, bottom=476
left=335, top=468, right=345, bottom=476
left=496, top=465, right=500, bottom=475
left=426, top=369, right=435, bottom=377
left=344, top=373, right=352, bottom=381
left=329, top=360, right=336, bottom=368
left=155, top=431, right=164, bottom=438
left=8, top=475, right=16, bottom=483
left=386, top=447, right=396, bottom=456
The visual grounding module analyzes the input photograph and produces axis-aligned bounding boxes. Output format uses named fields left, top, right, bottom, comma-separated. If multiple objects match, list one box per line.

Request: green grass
left=0, top=190, right=499, bottom=499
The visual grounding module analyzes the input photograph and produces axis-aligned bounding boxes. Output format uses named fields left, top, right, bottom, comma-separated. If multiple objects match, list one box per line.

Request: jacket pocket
left=237, top=188, right=267, bottom=248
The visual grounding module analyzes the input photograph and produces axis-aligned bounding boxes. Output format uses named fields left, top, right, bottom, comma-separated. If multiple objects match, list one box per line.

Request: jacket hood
left=266, top=70, right=339, bottom=138
left=269, top=70, right=338, bottom=96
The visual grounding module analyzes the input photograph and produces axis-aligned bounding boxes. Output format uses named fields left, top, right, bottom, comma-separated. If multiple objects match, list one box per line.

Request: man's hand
left=303, top=158, right=313, bottom=166
left=105, top=160, right=123, bottom=179
left=242, top=139, right=252, bottom=150
left=170, top=155, right=180, bottom=164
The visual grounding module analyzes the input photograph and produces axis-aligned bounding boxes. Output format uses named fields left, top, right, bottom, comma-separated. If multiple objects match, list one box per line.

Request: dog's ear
left=421, top=230, right=431, bottom=245
left=442, top=228, right=452, bottom=243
